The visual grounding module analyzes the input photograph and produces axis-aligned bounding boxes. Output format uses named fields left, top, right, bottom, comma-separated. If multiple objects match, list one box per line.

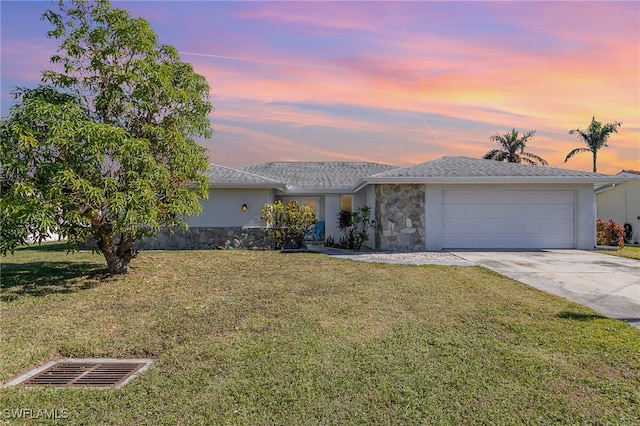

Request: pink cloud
left=194, top=42, right=637, bottom=172
left=1, top=39, right=57, bottom=82
left=3, top=1, right=637, bottom=174
left=232, top=2, right=416, bottom=34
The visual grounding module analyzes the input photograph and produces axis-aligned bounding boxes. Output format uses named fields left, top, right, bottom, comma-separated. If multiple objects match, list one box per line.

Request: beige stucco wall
left=596, top=179, right=640, bottom=244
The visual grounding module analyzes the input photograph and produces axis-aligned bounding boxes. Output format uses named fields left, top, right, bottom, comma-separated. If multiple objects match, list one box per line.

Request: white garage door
left=442, top=191, right=575, bottom=249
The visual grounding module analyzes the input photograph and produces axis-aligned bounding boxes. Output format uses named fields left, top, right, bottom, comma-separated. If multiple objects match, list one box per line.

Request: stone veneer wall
left=139, top=227, right=271, bottom=250
left=375, top=184, right=425, bottom=252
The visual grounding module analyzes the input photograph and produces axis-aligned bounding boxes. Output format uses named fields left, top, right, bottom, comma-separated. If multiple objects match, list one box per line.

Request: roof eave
left=352, top=180, right=369, bottom=192
left=275, top=187, right=357, bottom=195
left=364, top=176, right=627, bottom=185
left=595, top=184, right=616, bottom=194
left=209, top=183, right=287, bottom=190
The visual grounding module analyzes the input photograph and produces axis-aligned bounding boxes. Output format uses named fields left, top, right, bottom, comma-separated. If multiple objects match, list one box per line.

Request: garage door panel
left=446, top=191, right=572, bottom=205
left=442, top=191, right=574, bottom=249
left=444, top=204, right=573, bottom=219
left=444, top=218, right=573, bottom=232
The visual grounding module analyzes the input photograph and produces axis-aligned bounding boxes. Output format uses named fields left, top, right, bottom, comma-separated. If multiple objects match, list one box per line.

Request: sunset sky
left=1, top=1, right=638, bottom=174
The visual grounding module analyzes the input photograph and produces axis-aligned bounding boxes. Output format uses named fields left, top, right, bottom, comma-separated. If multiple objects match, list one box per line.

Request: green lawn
left=597, top=245, right=640, bottom=260
left=1, top=244, right=639, bottom=425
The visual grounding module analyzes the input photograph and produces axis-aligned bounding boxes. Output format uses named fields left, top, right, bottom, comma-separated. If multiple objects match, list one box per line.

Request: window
left=303, top=199, right=317, bottom=214
left=281, top=197, right=319, bottom=216
left=340, top=195, right=353, bottom=212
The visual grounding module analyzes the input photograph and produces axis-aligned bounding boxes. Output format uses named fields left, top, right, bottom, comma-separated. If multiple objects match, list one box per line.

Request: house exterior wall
left=596, top=179, right=640, bottom=244
left=376, top=183, right=597, bottom=252
left=375, top=184, right=425, bottom=252
left=365, top=185, right=377, bottom=249
left=140, top=177, right=601, bottom=252
left=187, top=188, right=274, bottom=228
left=324, top=194, right=340, bottom=242
left=322, top=187, right=378, bottom=248
left=279, top=195, right=324, bottom=221
left=574, top=184, right=598, bottom=249
left=139, top=188, right=275, bottom=250
left=278, top=187, right=376, bottom=247
left=277, top=194, right=328, bottom=242
left=139, top=227, right=270, bottom=250
left=424, top=186, right=443, bottom=251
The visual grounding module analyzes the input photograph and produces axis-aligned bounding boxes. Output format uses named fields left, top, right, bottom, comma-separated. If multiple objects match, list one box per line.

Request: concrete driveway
left=452, top=250, right=640, bottom=329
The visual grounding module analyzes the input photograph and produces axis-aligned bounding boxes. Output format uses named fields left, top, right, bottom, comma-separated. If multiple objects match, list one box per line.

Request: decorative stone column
left=375, top=184, right=425, bottom=252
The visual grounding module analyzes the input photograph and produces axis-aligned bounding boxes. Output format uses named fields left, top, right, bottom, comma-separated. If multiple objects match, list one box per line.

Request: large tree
left=483, top=128, right=548, bottom=166
left=0, top=0, right=212, bottom=274
left=564, top=116, right=621, bottom=172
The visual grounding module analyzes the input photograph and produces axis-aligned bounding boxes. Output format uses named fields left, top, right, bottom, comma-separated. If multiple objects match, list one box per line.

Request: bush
left=335, top=205, right=375, bottom=252
left=337, top=210, right=352, bottom=228
left=596, top=219, right=625, bottom=247
left=260, top=200, right=316, bottom=250
left=324, top=235, right=335, bottom=247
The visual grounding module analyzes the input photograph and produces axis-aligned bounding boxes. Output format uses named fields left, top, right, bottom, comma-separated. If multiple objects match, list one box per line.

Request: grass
left=1, top=244, right=639, bottom=425
left=597, top=245, right=640, bottom=260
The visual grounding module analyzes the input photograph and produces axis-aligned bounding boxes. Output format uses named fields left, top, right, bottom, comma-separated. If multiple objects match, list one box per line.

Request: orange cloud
left=4, top=1, right=636, bottom=174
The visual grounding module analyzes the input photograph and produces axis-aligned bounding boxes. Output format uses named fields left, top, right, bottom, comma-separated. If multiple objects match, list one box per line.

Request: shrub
left=337, top=210, right=352, bottom=228
left=324, top=235, right=335, bottom=247
left=336, top=205, right=375, bottom=252
left=260, top=200, right=316, bottom=250
left=596, top=219, right=625, bottom=247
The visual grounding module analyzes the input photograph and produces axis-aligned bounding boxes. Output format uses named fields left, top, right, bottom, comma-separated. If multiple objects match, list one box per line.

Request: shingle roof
left=595, top=170, right=639, bottom=193
left=237, top=162, right=398, bottom=189
left=367, top=156, right=616, bottom=182
left=207, top=164, right=285, bottom=188
left=207, top=157, right=621, bottom=190
left=618, top=170, right=640, bottom=178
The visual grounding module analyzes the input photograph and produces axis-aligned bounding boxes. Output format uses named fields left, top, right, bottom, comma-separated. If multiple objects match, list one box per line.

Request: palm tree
left=564, top=116, right=622, bottom=172
left=483, top=128, right=548, bottom=165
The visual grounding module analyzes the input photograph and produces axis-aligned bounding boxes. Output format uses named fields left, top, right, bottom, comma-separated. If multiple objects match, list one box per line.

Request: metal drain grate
left=3, top=359, right=154, bottom=389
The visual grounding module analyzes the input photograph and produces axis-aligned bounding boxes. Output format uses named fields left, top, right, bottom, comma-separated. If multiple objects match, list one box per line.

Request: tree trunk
left=95, top=227, right=135, bottom=274
left=103, top=249, right=132, bottom=275
left=84, top=208, right=136, bottom=274
left=592, top=151, right=597, bottom=173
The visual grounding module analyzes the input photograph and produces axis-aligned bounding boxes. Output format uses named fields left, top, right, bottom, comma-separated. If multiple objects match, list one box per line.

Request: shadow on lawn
left=13, top=242, right=70, bottom=253
left=558, top=311, right=607, bottom=321
left=1, top=260, right=108, bottom=302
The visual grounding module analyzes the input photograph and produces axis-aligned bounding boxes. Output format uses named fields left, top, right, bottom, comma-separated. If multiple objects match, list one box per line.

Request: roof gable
left=372, top=156, right=610, bottom=178
left=207, top=164, right=286, bottom=188
left=617, top=170, right=640, bottom=179
left=367, top=156, right=617, bottom=183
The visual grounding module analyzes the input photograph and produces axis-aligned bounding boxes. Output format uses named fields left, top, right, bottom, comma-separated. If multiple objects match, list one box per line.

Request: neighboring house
left=595, top=170, right=640, bottom=244
left=141, top=156, right=622, bottom=251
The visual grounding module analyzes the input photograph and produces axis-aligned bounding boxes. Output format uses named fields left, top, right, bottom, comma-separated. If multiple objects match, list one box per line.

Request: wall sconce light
left=242, top=203, right=248, bottom=212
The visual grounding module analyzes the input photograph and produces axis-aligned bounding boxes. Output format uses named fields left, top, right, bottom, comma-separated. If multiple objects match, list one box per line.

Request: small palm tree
left=564, top=116, right=622, bottom=172
left=483, top=128, right=548, bottom=166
